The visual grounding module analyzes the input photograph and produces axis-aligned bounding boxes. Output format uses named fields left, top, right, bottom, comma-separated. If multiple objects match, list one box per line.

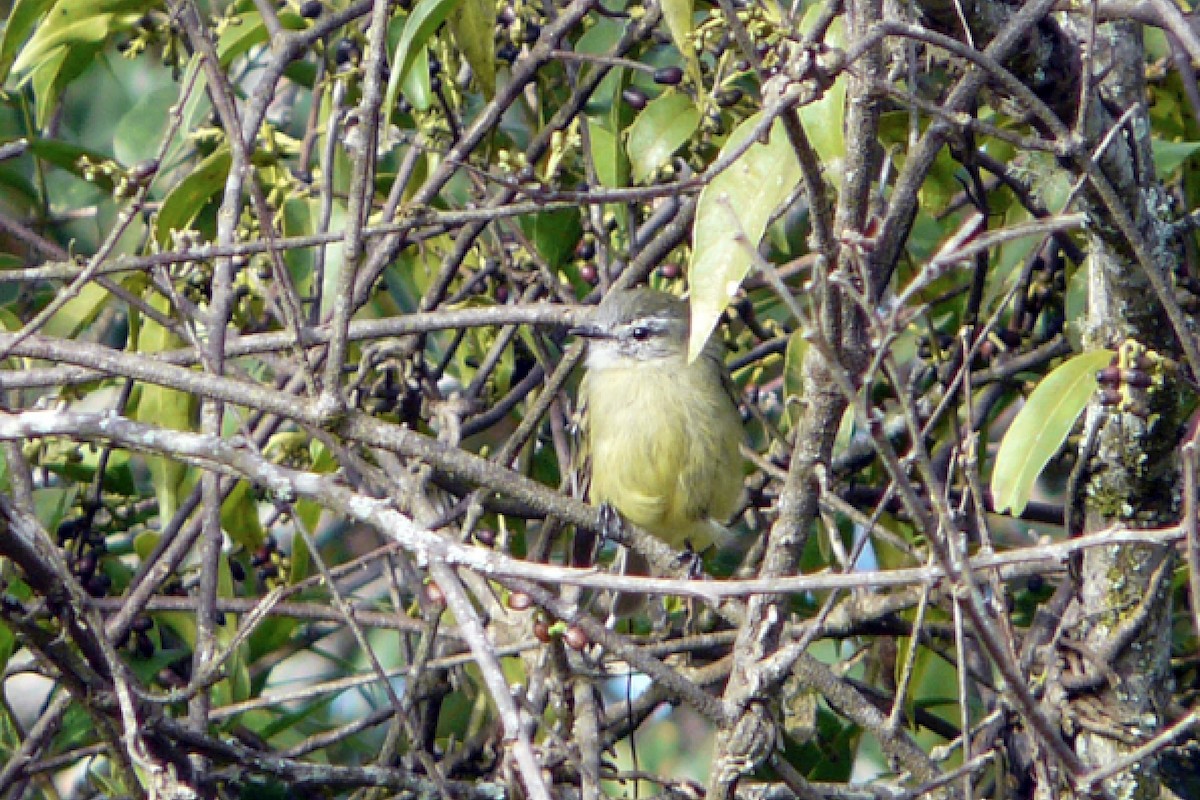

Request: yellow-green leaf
left=402, top=44, right=433, bottom=111
left=383, top=0, right=461, bottom=123
left=155, top=146, right=231, bottom=248
left=448, top=0, right=494, bottom=98
left=221, top=481, right=264, bottom=551
left=627, top=92, right=699, bottom=182
left=41, top=282, right=109, bottom=339
left=0, top=0, right=55, bottom=85
left=688, top=114, right=800, bottom=360
left=661, top=0, right=693, bottom=61
left=783, top=329, right=808, bottom=432
left=131, top=293, right=196, bottom=523
left=796, top=10, right=845, bottom=172
left=589, top=121, right=626, bottom=188
left=991, top=349, right=1114, bottom=515
left=1153, top=140, right=1200, bottom=177
left=660, top=0, right=700, bottom=86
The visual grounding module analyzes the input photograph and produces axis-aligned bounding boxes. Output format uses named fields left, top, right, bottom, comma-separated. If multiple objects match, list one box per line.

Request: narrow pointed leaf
left=448, top=0, right=495, bottom=98
left=383, top=0, right=460, bottom=122
left=688, top=114, right=800, bottom=360
left=991, top=349, right=1114, bottom=515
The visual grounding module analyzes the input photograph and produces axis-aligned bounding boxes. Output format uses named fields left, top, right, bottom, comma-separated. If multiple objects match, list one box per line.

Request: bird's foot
left=598, top=502, right=626, bottom=544
left=676, top=541, right=706, bottom=578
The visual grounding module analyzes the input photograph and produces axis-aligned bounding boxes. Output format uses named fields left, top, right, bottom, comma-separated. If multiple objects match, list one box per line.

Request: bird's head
left=571, top=288, right=690, bottom=370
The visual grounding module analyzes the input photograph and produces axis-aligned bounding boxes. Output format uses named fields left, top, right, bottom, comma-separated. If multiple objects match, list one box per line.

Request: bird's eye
left=630, top=326, right=651, bottom=341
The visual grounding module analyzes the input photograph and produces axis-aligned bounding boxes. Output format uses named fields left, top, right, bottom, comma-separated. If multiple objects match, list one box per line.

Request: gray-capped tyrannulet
left=572, top=288, right=744, bottom=552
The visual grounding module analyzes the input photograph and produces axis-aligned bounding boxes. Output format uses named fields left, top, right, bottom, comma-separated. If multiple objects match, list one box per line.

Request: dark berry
left=57, top=518, right=84, bottom=541
left=252, top=545, right=272, bottom=567
left=622, top=87, right=648, bottom=110
left=1096, top=365, right=1122, bottom=386
left=85, top=573, right=112, bottom=597
left=74, top=553, right=98, bottom=577
left=135, top=632, right=155, bottom=659
left=1123, top=369, right=1152, bottom=388
left=299, top=0, right=322, bottom=18
left=653, top=66, right=684, bottom=86
left=334, top=39, right=359, bottom=66
left=498, top=42, right=519, bottom=63
left=715, top=87, right=744, bottom=108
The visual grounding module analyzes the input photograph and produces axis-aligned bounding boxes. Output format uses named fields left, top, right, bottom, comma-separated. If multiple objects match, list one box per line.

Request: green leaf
left=402, top=44, right=433, bottom=111
left=25, top=138, right=118, bottom=193
left=221, top=481, right=264, bottom=551
left=0, top=621, right=14, bottom=674
left=576, top=17, right=626, bottom=118
left=216, top=9, right=307, bottom=66
left=41, top=282, right=111, bottom=338
left=130, top=293, right=196, bottom=523
left=520, top=207, right=582, bottom=268
left=660, top=0, right=700, bottom=86
left=10, top=0, right=150, bottom=112
left=155, top=146, right=231, bottom=248
left=448, top=0, right=494, bottom=98
left=216, top=11, right=268, bottom=67
left=918, top=145, right=959, bottom=218
left=289, top=530, right=312, bottom=584
left=0, top=0, right=55, bottom=86
left=113, top=85, right=176, bottom=166
left=33, top=485, right=75, bottom=531
left=626, top=92, right=699, bottom=182
left=281, top=197, right=317, bottom=295
left=1153, top=140, right=1200, bottom=177
left=991, top=349, right=1114, bottom=515
left=795, top=9, right=845, bottom=170
left=47, top=447, right=137, bottom=496
left=12, top=11, right=112, bottom=75
left=383, top=0, right=461, bottom=124
left=783, top=329, right=808, bottom=432
left=589, top=120, right=625, bottom=188
left=688, top=114, right=800, bottom=360
left=661, top=0, right=694, bottom=61
left=28, top=46, right=69, bottom=129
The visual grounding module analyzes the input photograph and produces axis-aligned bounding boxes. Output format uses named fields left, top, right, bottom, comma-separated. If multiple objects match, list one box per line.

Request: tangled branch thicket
left=5, top=0, right=1200, bottom=797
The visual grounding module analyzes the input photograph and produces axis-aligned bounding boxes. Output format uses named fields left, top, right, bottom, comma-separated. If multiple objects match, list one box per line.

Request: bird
left=571, top=287, right=745, bottom=554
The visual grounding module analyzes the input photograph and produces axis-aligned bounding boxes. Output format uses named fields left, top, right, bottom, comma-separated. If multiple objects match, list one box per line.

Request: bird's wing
left=568, top=371, right=596, bottom=569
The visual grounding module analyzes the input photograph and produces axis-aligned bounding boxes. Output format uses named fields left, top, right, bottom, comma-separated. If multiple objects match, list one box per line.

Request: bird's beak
left=569, top=323, right=608, bottom=339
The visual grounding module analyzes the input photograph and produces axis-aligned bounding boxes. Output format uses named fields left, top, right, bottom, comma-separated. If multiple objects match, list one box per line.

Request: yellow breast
left=584, top=354, right=743, bottom=550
